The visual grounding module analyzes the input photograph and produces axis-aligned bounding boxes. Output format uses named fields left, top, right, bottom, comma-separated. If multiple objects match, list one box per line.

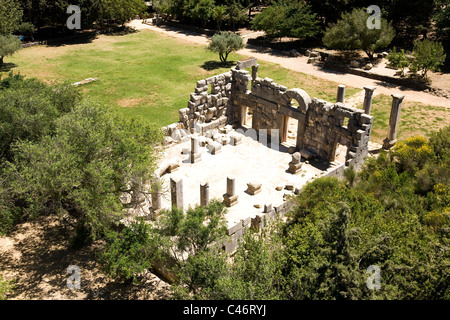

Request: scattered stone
left=285, top=184, right=295, bottom=191
left=254, top=204, right=261, bottom=209
left=350, top=60, right=360, bottom=68
left=300, top=148, right=315, bottom=160
left=364, top=63, right=373, bottom=70
left=275, top=186, right=283, bottom=191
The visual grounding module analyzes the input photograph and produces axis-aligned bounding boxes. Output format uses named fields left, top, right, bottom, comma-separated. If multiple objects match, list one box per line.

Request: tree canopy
left=0, top=74, right=162, bottom=243
left=207, top=31, right=244, bottom=62
left=251, top=0, right=320, bottom=40
left=323, top=8, right=395, bottom=60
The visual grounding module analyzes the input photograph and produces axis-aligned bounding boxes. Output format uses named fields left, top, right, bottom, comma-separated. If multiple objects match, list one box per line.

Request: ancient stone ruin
left=140, top=58, right=405, bottom=254
left=174, top=57, right=374, bottom=171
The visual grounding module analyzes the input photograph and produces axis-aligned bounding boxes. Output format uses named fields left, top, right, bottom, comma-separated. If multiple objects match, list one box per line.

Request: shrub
left=387, top=47, right=410, bottom=77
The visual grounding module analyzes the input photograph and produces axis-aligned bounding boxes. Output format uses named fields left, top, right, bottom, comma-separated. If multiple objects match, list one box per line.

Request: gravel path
left=128, top=20, right=450, bottom=108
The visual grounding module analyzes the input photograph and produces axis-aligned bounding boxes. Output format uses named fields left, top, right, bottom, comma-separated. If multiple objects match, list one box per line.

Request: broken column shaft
left=383, top=94, right=405, bottom=149
left=363, top=86, right=377, bottom=115
left=190, top=136, right=201, bottom=163
left=200, top=182, right=209, bottom=207
left=337, top=85, right=346, bottom=103
left=170, top=177, right=183, bottom=210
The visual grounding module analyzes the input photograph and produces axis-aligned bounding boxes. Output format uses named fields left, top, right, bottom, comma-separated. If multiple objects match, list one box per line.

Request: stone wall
left=171, top=58, right=373, bottom=169
left=177, top=71, right=233, bottom=133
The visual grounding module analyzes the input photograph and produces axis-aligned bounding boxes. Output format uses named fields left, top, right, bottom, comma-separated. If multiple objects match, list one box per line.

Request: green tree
left=212, top=5, right=227, bottom=31
left=183, top=0, right=215, bottom=28
left=207, top=31, right=244, bottom=63
left=0, top=35, right=22, bottom=66
left=0, top=0, right=23, bottom=35
left=251, top=1, right=320, bottom=40
left=157, top=200, right=228, bottom=299
left=99, top=0, right=147, bottom=26
left=100, top=217, right=158, bottom=283
left=323, top=8, right=395, bottom=60
left=225, top=0, right=248, bottom=31
left=0, top=76, right=162, bottom=241
left=434, top=0, right=450, bottom=38
left=412, top=39, right=446, bottom=79
left=214, top=225, right=287, bottom=300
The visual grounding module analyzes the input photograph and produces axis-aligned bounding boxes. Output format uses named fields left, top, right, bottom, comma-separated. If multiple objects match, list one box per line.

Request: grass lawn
left=2, top=29, right=360, bottom=128
left=370, top=94, right=450, bottom=144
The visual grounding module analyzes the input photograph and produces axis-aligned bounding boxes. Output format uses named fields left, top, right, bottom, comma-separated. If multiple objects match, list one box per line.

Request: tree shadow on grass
left=46, top=31, right=98, bottom=47
left=201, top=60, right=236, bottom=71
left=0, top=63, right=18, bottom=73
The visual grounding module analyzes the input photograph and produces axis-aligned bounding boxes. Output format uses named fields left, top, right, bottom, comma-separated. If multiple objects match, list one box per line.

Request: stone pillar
left=151, top=189, right=161, bottom=212
left=227, top=177, right=235, bottom=196
left=190, top=136, right=201, bottom=163
left=363, top=86, right=377, bottom=114
left=337, top=85, right=346, bottom=103
left=251, top=64, right=259, bottom=81
left=200, top=182, right=209, bottom=207
left=288, top=152, right=303, bottom=174
left=383, top=94, right=405, bottom=149
left=296, top=119, right=306, bottom=150
left=170, top=177, right=183, bottom=210
left=223, top=177, right=238, bottom=207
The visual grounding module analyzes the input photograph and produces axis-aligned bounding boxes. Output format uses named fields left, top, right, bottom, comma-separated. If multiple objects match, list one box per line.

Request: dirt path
left=128, top=20, right=450, bottom=108
left=0, top=215, right=171, bottom=300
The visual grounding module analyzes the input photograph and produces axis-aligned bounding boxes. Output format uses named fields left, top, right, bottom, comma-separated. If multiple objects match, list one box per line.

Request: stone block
left=300, top=148, right=315, bottom=160
left=227, top=222, right=243, bottom=236
left=246, top=182, right=262, bottom=195
left=230, top=135, right=242, bottom=146
left=223, top=194, right=238, bottom=207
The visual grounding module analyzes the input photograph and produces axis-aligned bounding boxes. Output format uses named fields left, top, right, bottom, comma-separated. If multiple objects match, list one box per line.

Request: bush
left=394, top=136, right=435, bottom=173
left=387, top=47, right=410, bottom=77
left=0, top=275, right=13, bottom=300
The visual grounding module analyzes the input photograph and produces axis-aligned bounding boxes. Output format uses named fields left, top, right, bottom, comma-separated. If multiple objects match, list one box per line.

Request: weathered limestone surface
left=383, top=94, right=405, bottom=149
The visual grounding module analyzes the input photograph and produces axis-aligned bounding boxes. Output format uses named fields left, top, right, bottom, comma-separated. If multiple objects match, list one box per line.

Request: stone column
left=190, top=136, right=201, bottom=163
left=227, top=177, right=235, bottom=196
left=251, top=64, right=259, bottom=81
left=200, top=182, right=209, bottom=207
left=151, top=189, right=161, bottom=211
left=223, top=177, right=238, bottom=207
left=383, top=94, right=405, bottom=149
left=363, top=86, right=377, bottom=114
left=337, top=85, right=346, bottom=103
left=170, top=177, right=183, bottom=210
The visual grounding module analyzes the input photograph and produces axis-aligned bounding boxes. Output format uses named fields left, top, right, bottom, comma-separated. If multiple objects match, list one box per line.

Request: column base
left=223, top=194, right=238, bottom=207
left=382, top=138, right=397, bottom=150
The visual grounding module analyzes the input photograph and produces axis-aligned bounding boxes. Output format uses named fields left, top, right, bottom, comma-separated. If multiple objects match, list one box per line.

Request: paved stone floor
left=156, top=129, right=344, bottom=228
